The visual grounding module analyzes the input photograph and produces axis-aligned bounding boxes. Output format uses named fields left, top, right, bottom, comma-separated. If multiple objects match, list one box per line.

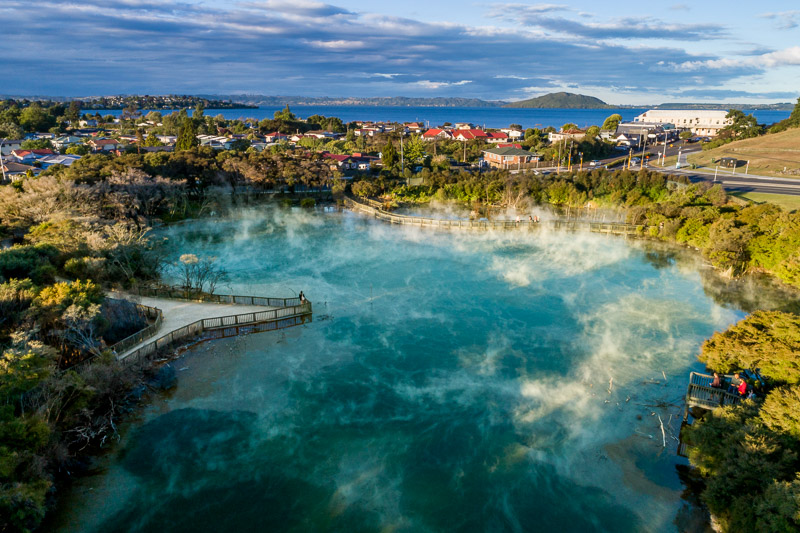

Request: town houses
left=0, top=97, right=739, bottom=188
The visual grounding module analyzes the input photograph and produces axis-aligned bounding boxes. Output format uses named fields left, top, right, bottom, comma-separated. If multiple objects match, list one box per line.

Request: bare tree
left=175, top=254, right=228, bottom=295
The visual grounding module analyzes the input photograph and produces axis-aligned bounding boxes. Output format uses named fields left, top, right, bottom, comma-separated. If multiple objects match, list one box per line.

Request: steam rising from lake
left=55, top=206, right=747, bottom=532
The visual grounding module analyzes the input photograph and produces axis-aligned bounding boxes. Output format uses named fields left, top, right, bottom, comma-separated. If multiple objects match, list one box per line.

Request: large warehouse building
left=633, top=110, right=731, bottom=136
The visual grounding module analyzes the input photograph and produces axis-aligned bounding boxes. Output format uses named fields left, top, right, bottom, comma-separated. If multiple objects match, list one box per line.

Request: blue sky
left=2, top=0, right=799, bottom=104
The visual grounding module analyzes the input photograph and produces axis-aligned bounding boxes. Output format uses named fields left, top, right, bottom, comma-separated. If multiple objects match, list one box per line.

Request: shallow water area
left=53, top=205, right=751, bottom=532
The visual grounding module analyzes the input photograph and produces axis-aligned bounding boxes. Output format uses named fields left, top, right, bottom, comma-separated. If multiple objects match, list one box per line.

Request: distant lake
left=96, top=106, right=792, bottom=130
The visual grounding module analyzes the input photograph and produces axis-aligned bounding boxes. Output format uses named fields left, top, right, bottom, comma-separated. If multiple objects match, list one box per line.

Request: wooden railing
left=684, top=371, right=742, bottom=411
left=120, top=301, right=312, bottom=365
left=108, top=304, right=163, bottom=355
left=344, top=194, right=640, bottom=235
left=133, top=285, right=303, bottom=308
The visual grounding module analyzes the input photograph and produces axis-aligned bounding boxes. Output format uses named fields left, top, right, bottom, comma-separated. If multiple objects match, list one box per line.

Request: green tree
left=699, top=311, right=800, bottom=383
left=175, top=117, right=199, bottom=151
left=20, top=139, right=53, bottom=150
left=601, top=114, right=622, bottom=131
left=143, top=132, right=163, bottom=147
left=65, top=100, right=81, bottom=124
left=274, top=105, right=296, bottom=121
left=19, top=103, right=55, bottom=132
left=404, top=136, right=426, bottom=167
left=382, top=140, right=397, bottom=169
left=65, top=144, right=89, bottom=156
left=721, top=110, right=763, bottom=140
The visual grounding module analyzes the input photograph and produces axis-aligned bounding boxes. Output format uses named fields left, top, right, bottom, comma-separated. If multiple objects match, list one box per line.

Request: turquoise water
left=55, top=207, right=748, bottom=532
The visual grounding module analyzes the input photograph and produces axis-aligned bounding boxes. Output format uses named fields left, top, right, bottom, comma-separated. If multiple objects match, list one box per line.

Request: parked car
left=631, top=157, right=641, bottom=165
left=589, top=160, right=600, bottom=166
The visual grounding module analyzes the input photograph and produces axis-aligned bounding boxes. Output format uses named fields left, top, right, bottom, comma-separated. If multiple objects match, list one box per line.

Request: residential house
left=9, top=149, right=56, bottom=164
left=0, top=139, right=24, bottom=155
left=305, top=130, right=341, bottom=140
left=485, top=132, right=510, bottom=143
left=454, top=122, right=474, bottom=130
left=614, top=122, right=676, bottom=147
left=500, top=129, right=524, bottom=140
left=53, top=136, right=84, bottom=150
left=355, top=127, right=382, bottom=137
left=548, top=129, right=588, bottom=143
left=405, top=122, right=424, bottom=134
left=613, top=133, right=642, bottom=148
left=87, top=138, right=121, bottom=152
left=2, top=161, right=42, bottom=182
left=324, top=152, right=377, bottom=172
left=264, top=132, right=289, bottom=143
left=452, top=129, right=487, bottom=141
left=422, top=128, right=453, bottom=141
left=482, top=147, right=541, bottom=169
left=39, top=154, right=81, bottom=168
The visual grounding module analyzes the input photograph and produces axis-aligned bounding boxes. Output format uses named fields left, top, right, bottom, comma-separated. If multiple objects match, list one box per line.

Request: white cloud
left=413, top=80, right=473, bottom=89
left=665, top=45, right=800, bottom=71
left=307, top=39, right=365, bottom=50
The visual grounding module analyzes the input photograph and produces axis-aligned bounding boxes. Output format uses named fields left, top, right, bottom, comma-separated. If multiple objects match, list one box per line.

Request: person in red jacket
left=737, top=379, right=747, bottom=397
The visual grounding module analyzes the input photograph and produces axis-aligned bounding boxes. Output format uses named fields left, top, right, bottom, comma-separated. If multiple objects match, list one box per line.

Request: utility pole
left=745, top=160, right=750, bottom=175
left=557, top=140, right=562, bottom=173
left=714, top=165, right=718, bottom=182
left=0, top=139, right=5, bottom=183
left=400, top=135, right=404, bottom=171
left=639, top=128, right=648, bottom=167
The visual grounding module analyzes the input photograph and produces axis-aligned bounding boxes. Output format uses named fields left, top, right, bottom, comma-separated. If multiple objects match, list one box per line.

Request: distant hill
left=653, top=102, right=794, bottom=111
left=503, top=92, right=612, bottom=109
left=205, top=95, right=505, bottom=108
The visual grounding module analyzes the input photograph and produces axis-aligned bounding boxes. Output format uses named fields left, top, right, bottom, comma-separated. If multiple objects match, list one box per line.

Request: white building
left=633, top=110, right=731, bottom=136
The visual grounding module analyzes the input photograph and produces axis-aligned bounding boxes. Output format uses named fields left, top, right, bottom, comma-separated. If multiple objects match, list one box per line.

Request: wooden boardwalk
left=108, top=289, right=312, bottom=364
left=344, top=195, right=641, bottom=236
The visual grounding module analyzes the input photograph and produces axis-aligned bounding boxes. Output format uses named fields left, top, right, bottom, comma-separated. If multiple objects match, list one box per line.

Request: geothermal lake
left=56, top=206, right=759, bottom=532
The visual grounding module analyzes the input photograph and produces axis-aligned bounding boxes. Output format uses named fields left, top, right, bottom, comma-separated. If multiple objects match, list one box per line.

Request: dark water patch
left=121, top=408, right=258, bottom=482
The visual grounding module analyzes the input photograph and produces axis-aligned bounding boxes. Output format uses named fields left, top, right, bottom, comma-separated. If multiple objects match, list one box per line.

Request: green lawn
left=732, top=191, right=800, bottom=212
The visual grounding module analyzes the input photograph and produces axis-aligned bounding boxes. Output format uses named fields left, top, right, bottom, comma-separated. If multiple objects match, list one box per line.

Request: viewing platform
left=106, top=287, right=312, bottom=365
left=683, top=371, right=743, bottom=415
left=679, top=371, right=743, bottom=457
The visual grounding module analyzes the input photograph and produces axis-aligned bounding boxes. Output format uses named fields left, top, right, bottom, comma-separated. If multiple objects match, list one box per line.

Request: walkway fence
left=344, top=195, right=641, bottom=236
left=120, top=301, right=312, bottom=365
left=109, top=304, right=163, bottom=356
left=684, top=371, right=742, bottom=412
left=132, top=285, right=303, bottom=308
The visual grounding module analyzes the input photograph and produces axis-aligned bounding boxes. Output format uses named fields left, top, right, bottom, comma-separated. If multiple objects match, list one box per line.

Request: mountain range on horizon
left=0, top=92, right=795, bottom=111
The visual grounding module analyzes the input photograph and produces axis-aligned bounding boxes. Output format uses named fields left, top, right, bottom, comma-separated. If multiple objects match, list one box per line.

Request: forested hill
left=503, top=92, right=613, bottom=109
left=206, top=95, right=505, bottom=108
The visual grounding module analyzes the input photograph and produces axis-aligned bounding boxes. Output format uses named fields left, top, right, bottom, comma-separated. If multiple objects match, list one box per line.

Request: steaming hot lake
left=55, top=205, right=773, bottom=532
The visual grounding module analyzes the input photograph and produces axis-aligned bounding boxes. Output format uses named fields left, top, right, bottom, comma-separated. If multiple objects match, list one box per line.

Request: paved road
left=656, top=166, right=800, bottom=195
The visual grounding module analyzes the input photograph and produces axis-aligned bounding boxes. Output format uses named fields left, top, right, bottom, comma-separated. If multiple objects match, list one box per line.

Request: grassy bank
left=686, top=128, right=800, bottom=178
